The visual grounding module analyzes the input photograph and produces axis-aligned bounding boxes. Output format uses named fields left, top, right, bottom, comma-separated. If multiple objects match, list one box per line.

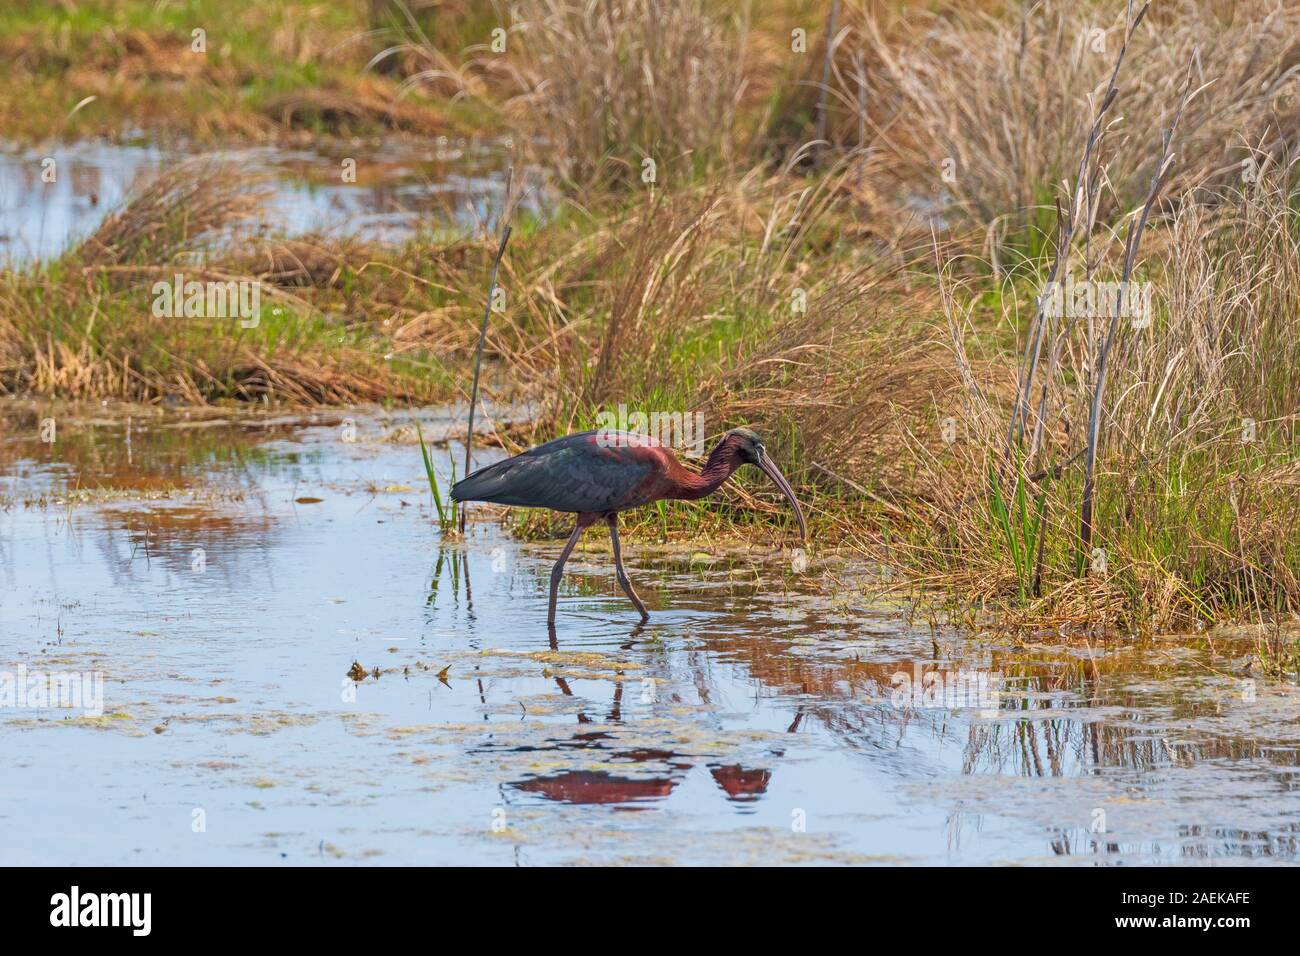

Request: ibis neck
left=672, top=441, right=740, bottom=500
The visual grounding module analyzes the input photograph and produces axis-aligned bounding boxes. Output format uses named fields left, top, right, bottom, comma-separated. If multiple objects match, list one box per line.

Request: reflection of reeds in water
left=965, top=713, right=1300, bottom=780
left=425, top=539, right=475, bottom=626
left=1174, top=823, right=1300, bottom=861
left=1047, top=822, right=1300, bottom=862
left=0, top=408, right=309, bottom=498
left=412, top=529, right=1294, bottom=803
left=95, top=505, right=278, bottom=587
left=665, top=613, right=1298, bottom=783
left=681, top=619, right=1300, bottom=858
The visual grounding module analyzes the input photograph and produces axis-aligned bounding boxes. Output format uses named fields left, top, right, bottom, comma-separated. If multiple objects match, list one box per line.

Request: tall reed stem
left=461, top=165, right=515, bottom=533
left=1078, top=66, right=1195, bottom=565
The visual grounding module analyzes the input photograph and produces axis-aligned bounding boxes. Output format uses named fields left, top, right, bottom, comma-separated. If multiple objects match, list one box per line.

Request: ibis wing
left=451, top=431, right=657, bottom=513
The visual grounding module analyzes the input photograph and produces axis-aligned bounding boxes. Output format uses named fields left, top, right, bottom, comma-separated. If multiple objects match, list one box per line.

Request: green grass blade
left=415, top=418, right=448, bottom=527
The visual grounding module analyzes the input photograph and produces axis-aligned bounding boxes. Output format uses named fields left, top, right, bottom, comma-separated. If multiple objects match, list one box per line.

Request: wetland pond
left=1, top=405, right=1298, bottom=865
left=0, top=137, right=534, bottom=263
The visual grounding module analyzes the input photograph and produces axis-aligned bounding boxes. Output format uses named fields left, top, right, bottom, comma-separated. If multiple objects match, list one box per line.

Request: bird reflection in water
left=506, top=669, right=783, bottom=807
left=708, top=764, right=773, bottom=802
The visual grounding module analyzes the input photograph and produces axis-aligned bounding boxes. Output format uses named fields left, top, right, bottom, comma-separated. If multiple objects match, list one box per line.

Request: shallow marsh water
left=0, top=138, right=533, bottom=263
left=1, top=406, right=1298, bottom=865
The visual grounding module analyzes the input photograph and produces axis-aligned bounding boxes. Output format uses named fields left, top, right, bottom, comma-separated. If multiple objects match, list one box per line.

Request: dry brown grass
left=383, top=0, right=749, bottom=188
left=837, top=0, right=1300, bottom=240
left=3, top=0, right=1297, bottom=636
left=259, top=77, right=447, bottom=134
left=511, top=0, right=747, bottom=187
left=223, top=235, right=371, bottom=288
left=906, top=158, right=1300, bottom=631
left=0, top=160, right=436, bottom=405
left=73, top=159, right=269, bottom=268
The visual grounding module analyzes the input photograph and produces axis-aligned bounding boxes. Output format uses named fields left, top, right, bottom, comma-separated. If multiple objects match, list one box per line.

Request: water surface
left=0, top=138, right=535, bottom=262
left=1, top=405, right=1297, bottom=865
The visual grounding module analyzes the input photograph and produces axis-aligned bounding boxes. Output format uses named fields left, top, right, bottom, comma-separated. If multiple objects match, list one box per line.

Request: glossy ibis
left=451, top=427, right=806, bottom=624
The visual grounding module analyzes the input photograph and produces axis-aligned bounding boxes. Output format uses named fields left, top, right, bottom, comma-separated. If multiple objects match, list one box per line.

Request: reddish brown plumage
left=450, top=429, right=752, bottom=515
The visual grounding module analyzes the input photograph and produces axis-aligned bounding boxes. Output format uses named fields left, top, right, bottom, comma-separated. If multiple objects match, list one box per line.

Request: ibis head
left=719, top=428, right=807, bottom=541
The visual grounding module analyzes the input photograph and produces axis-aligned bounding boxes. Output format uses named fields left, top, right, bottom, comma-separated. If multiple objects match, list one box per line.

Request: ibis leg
left=548, top=519, right=588, bottom=625
left=607, top=515, right=650, bottom=622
